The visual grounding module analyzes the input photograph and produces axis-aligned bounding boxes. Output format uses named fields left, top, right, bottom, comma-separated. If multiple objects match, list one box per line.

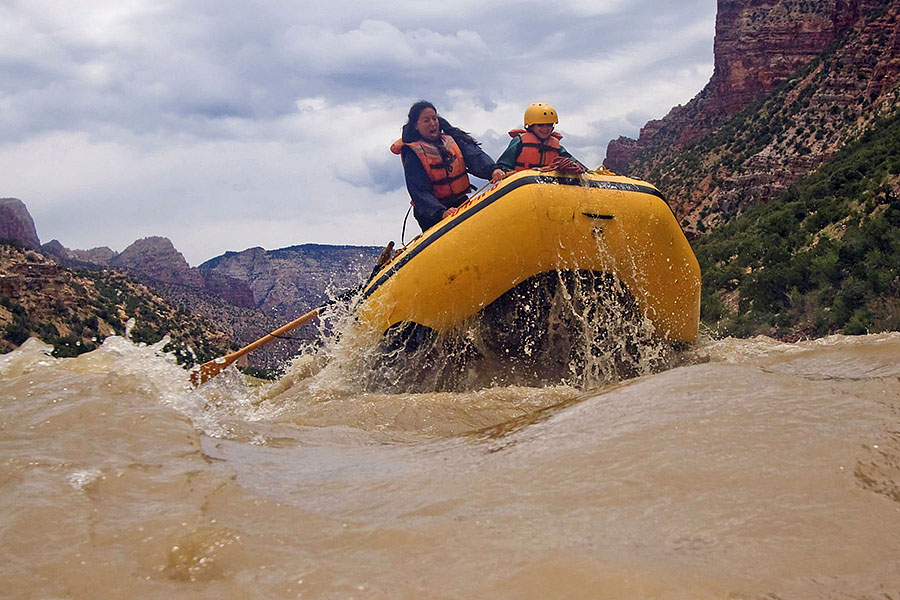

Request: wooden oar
left=189, top=306, right=321, bottom=387
left=189, top=241, right=400, bottom=388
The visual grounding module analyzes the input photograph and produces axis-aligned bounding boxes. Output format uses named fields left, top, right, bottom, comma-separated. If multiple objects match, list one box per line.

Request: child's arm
left=496, top=137, right=521, bottom=172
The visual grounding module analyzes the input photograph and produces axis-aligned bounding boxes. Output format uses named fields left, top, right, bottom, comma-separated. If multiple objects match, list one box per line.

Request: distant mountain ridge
left=38, top=234, right=381, bottom=322
left=200, top=243, right=381, bottom=319
left=0, top=241, right=230, bottom=364
left=42, top=235, right=257, bottom=309
left=0, top=198, right=381, bottom=367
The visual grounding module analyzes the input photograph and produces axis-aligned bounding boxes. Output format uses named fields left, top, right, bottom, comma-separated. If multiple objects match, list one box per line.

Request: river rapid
left=1, top=330, right=899, bottom=599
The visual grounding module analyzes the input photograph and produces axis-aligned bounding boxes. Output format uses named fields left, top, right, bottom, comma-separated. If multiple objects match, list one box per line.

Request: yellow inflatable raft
left=357, top=169, right=700, bottom=347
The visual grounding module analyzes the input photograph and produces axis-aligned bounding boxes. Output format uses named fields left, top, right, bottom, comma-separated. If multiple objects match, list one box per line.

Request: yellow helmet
left=523, top=103, right=559, bottom=127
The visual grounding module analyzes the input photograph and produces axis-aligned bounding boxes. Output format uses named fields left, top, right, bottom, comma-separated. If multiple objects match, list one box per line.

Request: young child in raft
left=493, top=102, right=587, bottom=181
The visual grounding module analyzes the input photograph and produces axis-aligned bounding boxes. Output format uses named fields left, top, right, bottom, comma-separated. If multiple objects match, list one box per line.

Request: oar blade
left=189, top=356, right=235, bottom=388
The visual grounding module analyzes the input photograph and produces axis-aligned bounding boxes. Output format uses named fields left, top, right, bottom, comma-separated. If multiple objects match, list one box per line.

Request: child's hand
left=539, top=157, right=586, bottom=174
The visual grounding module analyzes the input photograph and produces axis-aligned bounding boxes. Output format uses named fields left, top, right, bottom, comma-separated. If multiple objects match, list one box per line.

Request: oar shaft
left=232, top=307, right=320, bottom=358
left=190, top=306, right=321, bottom=387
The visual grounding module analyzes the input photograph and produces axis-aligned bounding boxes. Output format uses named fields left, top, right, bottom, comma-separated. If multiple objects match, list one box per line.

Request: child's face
left=532, top=123, right=554, bottom=140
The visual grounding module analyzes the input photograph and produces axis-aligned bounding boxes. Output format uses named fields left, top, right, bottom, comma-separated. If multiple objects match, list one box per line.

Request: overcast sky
left=1, top=0, right=716, bottom=265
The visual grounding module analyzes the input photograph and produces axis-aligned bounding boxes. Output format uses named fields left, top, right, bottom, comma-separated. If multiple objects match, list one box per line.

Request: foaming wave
left=0, top=337, right=58, bottom=378
left=227, top=231, right=691, bottom=401
left=294, top=268, right=678, bottom=395
left=232, top=262, right=686, bottom=437
left=66, top=468, right=102, bottom=492
left=693, top=331, right=900, bottom=374
left=0, top=333, right=261, bottom=440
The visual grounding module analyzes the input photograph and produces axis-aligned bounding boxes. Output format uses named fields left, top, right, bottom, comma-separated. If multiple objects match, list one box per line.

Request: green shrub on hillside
left=693, top=108, right=900, bottom=339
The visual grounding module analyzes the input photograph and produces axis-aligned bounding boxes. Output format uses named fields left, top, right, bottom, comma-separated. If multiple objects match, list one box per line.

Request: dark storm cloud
left=0, top=0, right=717, bottom=264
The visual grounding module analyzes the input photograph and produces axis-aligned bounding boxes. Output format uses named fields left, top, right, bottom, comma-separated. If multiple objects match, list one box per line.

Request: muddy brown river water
left=1, top=331, right=899, bottom=599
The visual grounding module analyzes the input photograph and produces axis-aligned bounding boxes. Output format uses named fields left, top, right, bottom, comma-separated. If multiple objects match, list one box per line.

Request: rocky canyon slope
left=605, top=0, right=900, bottom=236
left=1, top=197, right=380, bottom=368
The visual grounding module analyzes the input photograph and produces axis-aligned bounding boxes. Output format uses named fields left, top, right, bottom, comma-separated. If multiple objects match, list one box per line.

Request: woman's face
left=415, top=108, right=441, bottom=142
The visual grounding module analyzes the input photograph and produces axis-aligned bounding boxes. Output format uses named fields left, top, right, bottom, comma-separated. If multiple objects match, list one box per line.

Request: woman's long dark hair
left=401, top=100, right=480, bottom=147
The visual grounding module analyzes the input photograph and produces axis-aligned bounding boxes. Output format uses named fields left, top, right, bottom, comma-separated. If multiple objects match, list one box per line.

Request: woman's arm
left=457, top=137, right=503, bottom=182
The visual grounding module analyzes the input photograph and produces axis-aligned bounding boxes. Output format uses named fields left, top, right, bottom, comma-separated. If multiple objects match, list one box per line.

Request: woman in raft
left=392, top=101, right=504, bottom=232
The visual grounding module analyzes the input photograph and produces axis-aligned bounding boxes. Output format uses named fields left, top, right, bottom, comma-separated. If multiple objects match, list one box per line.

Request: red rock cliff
left=605, top=0, right=885, bottom=172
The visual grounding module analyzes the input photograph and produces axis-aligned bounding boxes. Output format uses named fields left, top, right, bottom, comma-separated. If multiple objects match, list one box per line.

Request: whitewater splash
left=298, top=262, right=678, bottom=395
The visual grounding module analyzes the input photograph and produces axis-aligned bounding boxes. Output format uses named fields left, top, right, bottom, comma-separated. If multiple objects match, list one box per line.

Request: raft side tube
left=358, top=171, right=700, bottom=343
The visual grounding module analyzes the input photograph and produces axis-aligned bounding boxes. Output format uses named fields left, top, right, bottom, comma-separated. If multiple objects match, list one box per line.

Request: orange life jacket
left=395, top=135, right=471, bottom=202
left=510, top=129, right=562, bottom=171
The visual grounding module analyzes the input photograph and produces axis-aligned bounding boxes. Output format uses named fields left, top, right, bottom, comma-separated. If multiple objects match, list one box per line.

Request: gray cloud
left=0, top=0, right=717, bottom=264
